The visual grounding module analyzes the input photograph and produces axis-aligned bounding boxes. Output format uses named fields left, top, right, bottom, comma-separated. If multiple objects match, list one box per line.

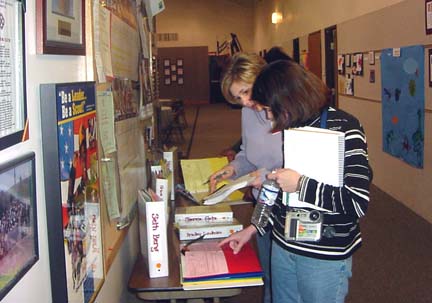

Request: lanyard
left=320, top=107, right=328, bottom=129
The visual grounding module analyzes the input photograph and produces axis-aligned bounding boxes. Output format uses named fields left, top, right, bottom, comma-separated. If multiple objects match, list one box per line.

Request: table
left=128, top=200, right=256, bottom=303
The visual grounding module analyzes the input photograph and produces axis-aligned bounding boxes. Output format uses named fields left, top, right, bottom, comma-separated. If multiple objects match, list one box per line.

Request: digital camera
left=284, top=210, right=323, bottom=242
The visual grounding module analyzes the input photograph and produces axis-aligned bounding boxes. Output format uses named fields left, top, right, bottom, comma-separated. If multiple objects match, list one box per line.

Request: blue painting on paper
left=381, top=45, right=424, bottom=168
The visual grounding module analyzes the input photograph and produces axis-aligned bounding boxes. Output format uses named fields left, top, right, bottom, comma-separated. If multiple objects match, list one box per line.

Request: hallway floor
left=128, top=103, right=432, bottom=303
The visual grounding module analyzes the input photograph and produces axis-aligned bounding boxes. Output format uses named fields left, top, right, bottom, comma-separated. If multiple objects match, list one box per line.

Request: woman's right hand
left=218, top=225, right=257, bottom=254
left=209, top=165, right=235, bottom=193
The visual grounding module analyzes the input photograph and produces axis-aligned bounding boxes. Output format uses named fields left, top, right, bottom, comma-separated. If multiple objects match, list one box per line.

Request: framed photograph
left=163, top=59, right=170, bottom=67
left=36, top=0, right=86, bottom=55
left=0, top=1, right=27, bottom=151
left=0, top=153, right=38, bottom=301
left=177, top=59, right=183, bottom=66
left=429, top=49, right=432, bottom=87
left=426, top=0, right=432, bottom=35
left=164, top=77, right=171, bottom=85
left=178, top=77, right=184, bottom=85
left=164, top=68, right=170, bottom=76
left=177, top=68, right=184, bottom=75
left=171, top=74, right=177, bottom=82
left=171, top=64, right=177, bottom=72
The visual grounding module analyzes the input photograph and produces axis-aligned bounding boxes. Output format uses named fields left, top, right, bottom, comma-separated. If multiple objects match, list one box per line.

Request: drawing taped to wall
left=337, top=54, right=345, bottom=74
left=381, top=45, right=424, bottom=168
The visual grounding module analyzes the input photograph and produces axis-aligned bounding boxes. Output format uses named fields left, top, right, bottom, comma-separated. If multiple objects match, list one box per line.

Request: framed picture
left=171, top=64, right=177, bottom=72
left=177, top=68, right=184, bottom=75
left=0, top=1, right=27, bottom=151
left=163, top=59, right=170, bottom=67
left=177, top=59, right=183, bottom=66
left=164, top=68, right=170, bottom=76
left=429, top=49, right=432, bottom=87
left=178, top=77, right=184, bottom=85
left=36, top=0, right=86, bottom=55
left=0, top=153, right=38, bottom=301
left=426, top=0, right=432, bottom=35
left=164, top=77, right=171, bottom=85
left=171, top=74, right=177, bottom=82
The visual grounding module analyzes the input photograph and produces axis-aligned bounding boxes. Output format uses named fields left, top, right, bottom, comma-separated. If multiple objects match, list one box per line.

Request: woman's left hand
left=267, top=168, right=301, bottom=193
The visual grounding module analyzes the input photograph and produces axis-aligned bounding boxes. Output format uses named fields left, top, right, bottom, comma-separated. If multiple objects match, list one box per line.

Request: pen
left=181, top=234, right=206, bottom=255
left=202, top=171, right=229, bottom=185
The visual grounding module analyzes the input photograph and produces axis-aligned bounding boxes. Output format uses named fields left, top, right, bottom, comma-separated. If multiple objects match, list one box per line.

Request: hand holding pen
left=207, top=165, right=235, bottom=193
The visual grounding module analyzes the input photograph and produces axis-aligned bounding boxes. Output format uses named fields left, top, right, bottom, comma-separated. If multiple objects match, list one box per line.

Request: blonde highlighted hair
left=221, top=53, right=266, bottom=105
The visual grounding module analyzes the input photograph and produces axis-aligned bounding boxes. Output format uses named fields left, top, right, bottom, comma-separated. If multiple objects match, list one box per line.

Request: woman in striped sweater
left=219, top=60, right=372, bottom=303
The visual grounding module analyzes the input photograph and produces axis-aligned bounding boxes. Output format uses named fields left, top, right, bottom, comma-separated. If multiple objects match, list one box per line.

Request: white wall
left=253, top=0, right=406, bottom=51
left=253, top=0, right=432, bottom=224
left=1, top=2, right=138, bottom=302
left=156, top=0, right=254, bottom=53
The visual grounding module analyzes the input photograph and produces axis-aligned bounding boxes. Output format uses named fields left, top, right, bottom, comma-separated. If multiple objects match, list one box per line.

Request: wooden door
left=308, top=31, right=322, bottom=79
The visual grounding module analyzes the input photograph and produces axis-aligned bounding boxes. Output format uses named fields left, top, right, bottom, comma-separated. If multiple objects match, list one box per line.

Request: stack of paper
left=180, top=240, right=263, bottom=290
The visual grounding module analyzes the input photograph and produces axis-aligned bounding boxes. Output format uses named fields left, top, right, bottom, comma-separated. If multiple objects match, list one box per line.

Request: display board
left=337, top=0, right=432, bottom=110
left=91, top=0, right=157, bottom=273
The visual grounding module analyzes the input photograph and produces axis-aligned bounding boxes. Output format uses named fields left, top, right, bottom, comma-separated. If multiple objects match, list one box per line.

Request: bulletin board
left=92, top=0, right=155, bottom=273
left=336, top=0, right=432, bottom=111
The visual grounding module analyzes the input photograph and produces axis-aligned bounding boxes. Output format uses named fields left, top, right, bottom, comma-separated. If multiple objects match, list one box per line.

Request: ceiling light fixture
left=271, top=12, right=282, bottom=24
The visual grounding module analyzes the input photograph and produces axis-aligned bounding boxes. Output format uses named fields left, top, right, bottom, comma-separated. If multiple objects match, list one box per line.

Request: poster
left=381, top=45, right=424, bottom=168
left=55, top=82, right=104, bottom=302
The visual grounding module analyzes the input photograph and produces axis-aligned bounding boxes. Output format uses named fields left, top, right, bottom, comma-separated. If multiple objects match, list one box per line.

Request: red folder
left=181, top=240, right=262, bottom=282
left=221, top=242, right=262, bottom=276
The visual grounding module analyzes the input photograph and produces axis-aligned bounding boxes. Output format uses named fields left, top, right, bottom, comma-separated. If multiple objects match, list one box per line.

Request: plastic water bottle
left=251, top=179, right=280, bottom=228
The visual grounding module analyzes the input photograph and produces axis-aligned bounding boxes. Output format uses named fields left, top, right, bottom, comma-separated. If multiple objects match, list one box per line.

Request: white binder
left=138, top=189, right=169, bottom=278
left=283, top=126, right=345, bottom=211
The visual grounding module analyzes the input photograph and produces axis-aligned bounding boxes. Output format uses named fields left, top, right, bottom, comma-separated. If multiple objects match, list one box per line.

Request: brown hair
left=252, top=60, right=330, bottom=131
left=221, top=53, right=266, bottom=105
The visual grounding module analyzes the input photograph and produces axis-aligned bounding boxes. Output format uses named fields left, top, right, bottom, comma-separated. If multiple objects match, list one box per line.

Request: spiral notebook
left=283, top=126, right=345, bottom=211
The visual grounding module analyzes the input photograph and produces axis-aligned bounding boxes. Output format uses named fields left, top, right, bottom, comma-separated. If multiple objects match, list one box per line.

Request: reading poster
left=55, top=82, right=103, bottom=302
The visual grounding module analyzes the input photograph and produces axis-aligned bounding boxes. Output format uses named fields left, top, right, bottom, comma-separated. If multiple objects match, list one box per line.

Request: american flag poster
left=55, top=82, right=103, bottom=302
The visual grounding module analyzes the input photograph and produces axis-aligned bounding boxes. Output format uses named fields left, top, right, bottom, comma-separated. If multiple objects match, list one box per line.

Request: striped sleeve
left=298, top=112, right=371, bottom=218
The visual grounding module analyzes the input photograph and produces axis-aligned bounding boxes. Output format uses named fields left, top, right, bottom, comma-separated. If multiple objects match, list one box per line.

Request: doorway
left=293, top=38, right=300, bottom=63
left=307, top=30, right=322, bottom=79
left=324, top=25, right=338, bottom=108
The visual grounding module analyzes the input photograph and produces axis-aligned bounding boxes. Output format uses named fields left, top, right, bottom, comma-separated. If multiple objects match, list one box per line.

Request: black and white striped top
left=255, top=107, right=372, bottom=260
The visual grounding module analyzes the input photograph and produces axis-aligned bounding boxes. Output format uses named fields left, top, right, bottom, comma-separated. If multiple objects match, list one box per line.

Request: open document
left=180, top=240, right=263, bottom=290
left=180, top=157, right=245, bottom=203
left=202, top=173, right=255, bottom=205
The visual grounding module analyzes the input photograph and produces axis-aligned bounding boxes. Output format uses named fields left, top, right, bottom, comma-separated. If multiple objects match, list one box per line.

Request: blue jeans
left=271, top=242, right=352, bottom=303
left=256, top=232, right=272, bottom=303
